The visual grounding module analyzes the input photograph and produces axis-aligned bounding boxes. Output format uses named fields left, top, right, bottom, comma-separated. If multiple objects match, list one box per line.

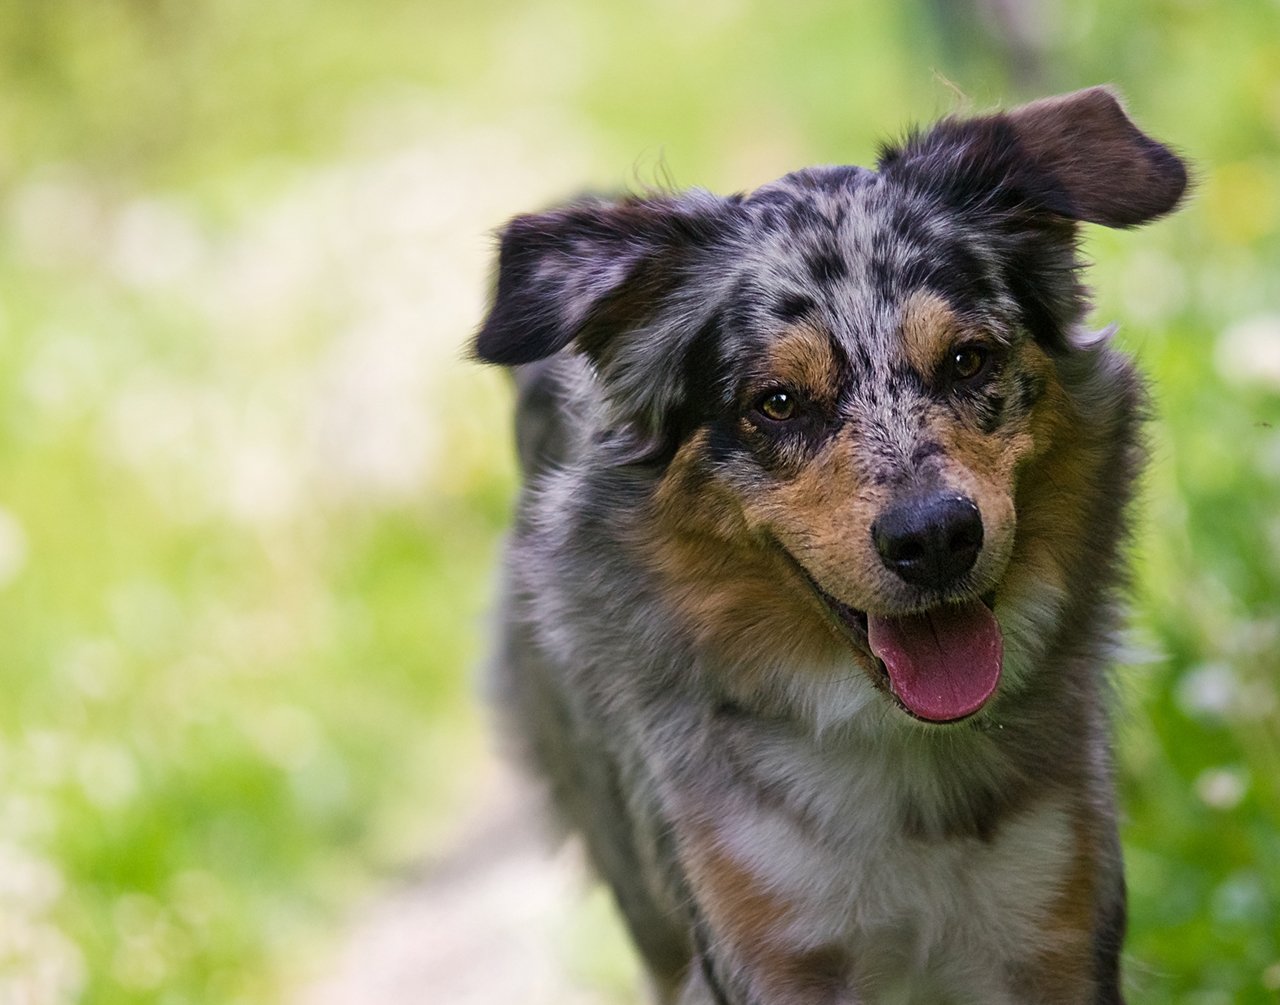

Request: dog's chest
left=711, top=729, right=1076, bottom=1000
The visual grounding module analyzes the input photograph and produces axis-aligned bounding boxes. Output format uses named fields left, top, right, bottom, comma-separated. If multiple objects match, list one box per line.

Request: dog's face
left=477, top=88, right=1187, bottom=724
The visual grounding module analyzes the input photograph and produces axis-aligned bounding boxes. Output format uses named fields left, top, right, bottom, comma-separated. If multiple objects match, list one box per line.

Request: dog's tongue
left=867, top=601, right=1002, bottom=722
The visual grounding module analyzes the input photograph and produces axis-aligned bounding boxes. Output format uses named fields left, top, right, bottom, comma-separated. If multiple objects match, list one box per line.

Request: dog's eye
left=757, top=390, right=797, bottom=422
left=950, top=346, right=989, bottom=383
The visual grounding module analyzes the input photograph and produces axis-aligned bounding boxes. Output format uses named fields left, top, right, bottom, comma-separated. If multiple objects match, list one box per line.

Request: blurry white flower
left=0, top=843, right=63, bottom=912
left=1216, top=314, right=1280, bottom=389
left=1175, top=662, right=1237, bottom=719
left=77, top=743, right=140, bottom=810
left=0, top=841, right=83, bottom=1005
left=1194, top=767, right=1248, bottom=810
left=109, top=197, right=206, bottom=290
left=10, top=170, right=106, bottom=269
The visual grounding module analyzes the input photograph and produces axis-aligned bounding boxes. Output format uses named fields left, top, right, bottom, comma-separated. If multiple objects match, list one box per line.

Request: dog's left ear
left=474, top=192, right=737, bottom=368
left=474, top=192, right=740, bottom=460
left=880, top=86, right=1188, bottom=228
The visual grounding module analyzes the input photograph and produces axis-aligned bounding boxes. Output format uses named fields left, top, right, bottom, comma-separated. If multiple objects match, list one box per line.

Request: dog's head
left=476, top=87, right=1187, bottom=725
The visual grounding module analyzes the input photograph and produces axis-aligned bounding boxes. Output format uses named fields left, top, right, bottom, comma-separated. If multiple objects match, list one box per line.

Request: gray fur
left=476, top=88, right=1186, bottom=1003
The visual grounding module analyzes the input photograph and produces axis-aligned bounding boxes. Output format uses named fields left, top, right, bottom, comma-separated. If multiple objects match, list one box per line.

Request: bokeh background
left=1, top=1, right=1277, bottom=1002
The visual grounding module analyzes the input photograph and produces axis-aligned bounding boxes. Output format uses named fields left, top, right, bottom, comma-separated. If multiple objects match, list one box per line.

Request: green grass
left=1, top=1, right=1277, bottom=1002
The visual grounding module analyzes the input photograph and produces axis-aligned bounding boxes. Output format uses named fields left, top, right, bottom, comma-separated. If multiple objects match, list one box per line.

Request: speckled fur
left=475, top=88, right=1187, bottom=1004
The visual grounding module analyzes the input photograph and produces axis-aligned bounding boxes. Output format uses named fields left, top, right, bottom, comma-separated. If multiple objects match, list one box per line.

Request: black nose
left=872, top=493, right=984, bottom=589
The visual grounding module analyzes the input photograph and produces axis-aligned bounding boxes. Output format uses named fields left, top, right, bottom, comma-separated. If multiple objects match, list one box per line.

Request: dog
left=473, top=87, right=1187, bottom=1004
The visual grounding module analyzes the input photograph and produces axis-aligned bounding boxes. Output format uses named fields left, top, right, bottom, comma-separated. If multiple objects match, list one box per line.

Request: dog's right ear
left=473, top=192, right=737, bottom=368
left=879, top=86, right=1188, bottom=229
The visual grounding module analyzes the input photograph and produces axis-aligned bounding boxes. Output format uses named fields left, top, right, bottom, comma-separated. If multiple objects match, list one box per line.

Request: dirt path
left=293, top=769, right=635, bottom=1005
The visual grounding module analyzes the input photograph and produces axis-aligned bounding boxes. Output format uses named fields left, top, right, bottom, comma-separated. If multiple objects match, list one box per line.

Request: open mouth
left=775, top=544, right=1002, bottom=724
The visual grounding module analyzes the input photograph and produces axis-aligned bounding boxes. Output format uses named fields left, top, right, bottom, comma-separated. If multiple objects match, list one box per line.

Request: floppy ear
left=474, top=191, right=740, bottom=460
left=474, top=192, right=738, bottom=367
left=879, top=85, right=1188, bottom=228
left=1004, top=86, right=1188, bottom=226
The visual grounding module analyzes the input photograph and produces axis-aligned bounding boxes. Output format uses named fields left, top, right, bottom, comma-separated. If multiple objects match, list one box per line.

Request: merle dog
left=474, top=87, right=1187, bottom=1004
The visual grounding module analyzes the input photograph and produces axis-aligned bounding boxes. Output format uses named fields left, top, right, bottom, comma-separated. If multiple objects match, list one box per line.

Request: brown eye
left=950, top=346, right=989, bottom=383
left=758, top=390, right=797, bottom=421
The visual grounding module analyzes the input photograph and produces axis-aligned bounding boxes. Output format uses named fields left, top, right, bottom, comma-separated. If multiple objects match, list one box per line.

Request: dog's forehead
left=742, top=165, right=884, bottom=254
left=734, top=165, right=1000, bottom=361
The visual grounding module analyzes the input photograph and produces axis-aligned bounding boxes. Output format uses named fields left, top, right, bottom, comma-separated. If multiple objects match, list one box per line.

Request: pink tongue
left=867, top=600, right=1003, bottom=722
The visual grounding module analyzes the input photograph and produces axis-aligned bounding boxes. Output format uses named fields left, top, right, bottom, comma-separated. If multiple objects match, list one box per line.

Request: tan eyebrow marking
left=760, top=321, right=838, bottom=398
left=899, top=290, right=965, bottom=378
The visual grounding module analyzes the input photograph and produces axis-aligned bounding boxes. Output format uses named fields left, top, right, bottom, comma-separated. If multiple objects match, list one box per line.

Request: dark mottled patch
left=912, top=441, right=944, bottom=465
left=685, top=310, right=725, bottom=382
left=724, top=277, right=769, bottom=333
left=1013, top=371, right=1048, bottom=412
left=773, top=292, right=816, bottom=321
left=867, top=441, right=901, bottom=480
left=712, top=697, right=751, bottom=719
left=887, top=203, right=927, bottom=244
left=976, top=393, right=1006, bottom=434
left=755, top=204, right=781, bottom=229
left=781, top=946, right=850, bottom=996
left=664, top=311, right=727, bottom=445
left=920, top=237, right=998, bottom=311
left=785, top=198, right=825, bottom=230
left=806, top=247, right=848, bottom=285
left=849, top=339, right=873, bottom=374
left=611, top=311, right=729, bottom=468
left=902, top=784, right=1008, bottom=844
left=827, top=330, right=855, bottom=388
left=894, top=255, right=928, bottom=291
left=691, top=917, right=734, bottom=1005
left=746, top=412, right=843, bottom=477
left=704, top=421, right=748, bottom=468
left=815, top=165, right=869, bottom=190
left=868, top=254, right=897, bottom=299
left=1092, top=879, right=1127, bottom=1003
left=781, top=164, right=870, bottom=194
left=745, top=186, right=791, bottom=210
left=1002, top=221, right=1082, bottom=349
left=887, top=364, right=925, bottom=396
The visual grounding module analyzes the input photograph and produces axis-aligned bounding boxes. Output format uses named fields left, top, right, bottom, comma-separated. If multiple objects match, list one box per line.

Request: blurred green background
left=0, top=1, right=1277, bottom=1002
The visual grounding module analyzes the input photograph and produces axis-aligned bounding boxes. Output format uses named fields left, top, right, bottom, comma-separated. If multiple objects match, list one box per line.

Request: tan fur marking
left=687, top=833, right=795, bottom=949
left=646, top=431, right=849, bottom=670
left=762, top=321, right=839, bottom=399
left=684, top=828, right=848, bottom=1001
left=1013, top=805, right=1102, bottom=1002
left=1006, top=345, right=1113, bottom=601
left=738, top=434, right=889, bottom=609
left=899, top=291, right=965, bottom=378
